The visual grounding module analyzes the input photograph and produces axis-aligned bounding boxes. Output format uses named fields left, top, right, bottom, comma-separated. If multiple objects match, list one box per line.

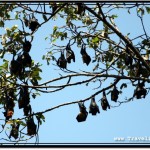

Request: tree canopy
left=0, top=2, right=150, bottom=144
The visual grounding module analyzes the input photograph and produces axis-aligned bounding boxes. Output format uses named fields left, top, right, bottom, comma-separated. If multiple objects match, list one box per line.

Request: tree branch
left=85, top=4, right=150, bottom=73
left=16, top=78, right=120, bottom=121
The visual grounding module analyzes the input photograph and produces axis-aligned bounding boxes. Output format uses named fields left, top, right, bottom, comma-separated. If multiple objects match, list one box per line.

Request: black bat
left=27, top=117, right=37, bottom=136
left=111, top=86, right=119, bottom=102
left=134, top=81, right=147, bottom=99
left=24, top=18, right=29, bottom=27
left=29, top=18, right=40, bottom=32
left=66, top=43, right=75, bottom=63
left=76, top=3, right=85, bottom=15
left=23, top=104, right=32, bottom=116
left=124, top=46, right=133, bottom=66
left=3, top=91, right=15, bottom=120
left=18, top=86, right=30, bottom=109
left=23, top=38, right=32, bottom=53
left=10, top=56, right=23, bottom=76
left=21, top=52, right=32, bottom=67
left=80, top=44, right=91, bottom=66
left=9, top=123, right=20, bottom=139
left=76, top=101, right=88, bottom=122
left=3, top=108, right=14, bottom=121
left=89, top=97, right=100, bottom=115
left=57, top=52, right=67, bottom=69
left=101, top=91, right=110, bottom=111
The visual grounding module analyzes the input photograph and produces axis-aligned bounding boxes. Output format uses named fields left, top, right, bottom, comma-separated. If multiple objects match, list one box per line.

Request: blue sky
left=0, top=3, right=150, bottom=145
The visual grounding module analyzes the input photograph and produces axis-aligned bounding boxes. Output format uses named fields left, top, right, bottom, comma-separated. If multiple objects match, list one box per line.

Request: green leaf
left=30, top=78, right=38, bottom=86
left=111, top=14, right=118, bottom=19
left=64, top=32, right=67, bottom=38
left=92, top=37, right=99, bottom=43
left=45, top=37, right=48, bottom=40
left=42, top=55, right=45, bottom=60
left=2, top=59, right=9, bottom=71
left=120, top=83, right=127, bottom=89
left=137, top=8, right=145, bottom=16
left=11, top=25, right=18, bottom=31
left=146, top=7, right=150, bottom=14
left=0, top=49, right=5, bottom=58
left=43, top=14, right=48, bottom=21
left=5, top=13, right=10, bottom=19
left=77, top=37, right=81, bottom=45
left=36, top=113, right=45, bottom=125
left=32, top=93, right=36, bottom=99
left=53, top=26, right=58, bottom=34
left=47, top=58, right=50, bottom=65
left=17, top=120, right=26, bottom=127
left=32, top=92, right=40, bottom=99
left=128, top=9, right=130, bottom=14
left=86, top=17, right=93, bottom=25
left=6, top=29, right=11, bottom=37
left=117, top=60, right=123, bottom=68
left=52, top=38, right=57, bottom=43
left=0, top=21, right=4, bottom=27
left=15, top=13, right=19, bottom=19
